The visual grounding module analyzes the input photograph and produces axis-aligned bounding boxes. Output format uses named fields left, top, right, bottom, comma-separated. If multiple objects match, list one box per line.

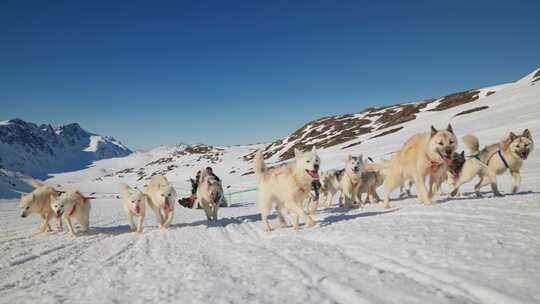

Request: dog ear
left=509, top=132, right=517, bottom=141
left=347, top=154, right=352, bottom=161
left=358, top=154, right=363, bottom=162
left=294, top=148, right=301, bottom=158
left=447, top=124, right=454, bottom=134
left=311, top=146, right=317, bottom=153
left=430, top=126, right=438, bottom=137
left=461, top=151, right=465, bottom=158
left=523, top=129, right=532, bottom=139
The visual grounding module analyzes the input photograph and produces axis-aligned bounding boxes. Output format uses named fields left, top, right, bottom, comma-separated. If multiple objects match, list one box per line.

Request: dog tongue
left=308, top=170, right=320, bottom=180
left=135, top=206, right=140, bottom=214
left=443, top=157, right=453, bottom=166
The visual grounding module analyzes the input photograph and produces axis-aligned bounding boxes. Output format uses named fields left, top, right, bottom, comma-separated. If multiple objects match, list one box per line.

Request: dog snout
left=314, top=164, right=319, bottom=172
left=20, top=213, right=26, bottom=218
left=445, top=147, right=453, bottom=156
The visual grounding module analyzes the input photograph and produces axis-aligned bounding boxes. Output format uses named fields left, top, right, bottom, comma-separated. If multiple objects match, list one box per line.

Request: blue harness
left=469, top=151, right=510, bottom=169
left=497, top=150, right=510, bottom=169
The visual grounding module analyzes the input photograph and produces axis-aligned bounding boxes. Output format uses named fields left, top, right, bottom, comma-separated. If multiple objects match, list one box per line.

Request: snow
left=0, top=120, right=11, bottom=126
left=1, top=70, right=539, bottom=303
left=83, top=136, right=103, bottom=152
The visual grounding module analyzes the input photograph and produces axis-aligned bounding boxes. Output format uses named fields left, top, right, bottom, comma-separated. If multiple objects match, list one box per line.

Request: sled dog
left=50, top=190, right=91, bottom=237
left=357, top=163, right=385, bottom=204
left=146, top=175, right=177, bottom=229
left=383, top=124, right=457, bottom=208
left=451, top=130, right=533, bottom=197
left=319, top=169, right=343, bottom=208
left=195, top=170, right=224, bottom=221
left=339, top=155, right=364, bottom=208
left=119, top=183, right=147, bottom=233
left=20, top=181, right=62, bottom=234
left=254, top=147, right=320, bottom=231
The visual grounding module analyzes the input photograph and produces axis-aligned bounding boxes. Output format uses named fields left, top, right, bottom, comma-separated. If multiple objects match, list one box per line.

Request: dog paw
left=512, top=187, right=518, bottom=193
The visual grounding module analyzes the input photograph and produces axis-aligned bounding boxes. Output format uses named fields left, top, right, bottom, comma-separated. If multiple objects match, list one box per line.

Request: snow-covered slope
left=1, top=68, right=539, bottom=304
left=0, top=119, right=132, bottom=180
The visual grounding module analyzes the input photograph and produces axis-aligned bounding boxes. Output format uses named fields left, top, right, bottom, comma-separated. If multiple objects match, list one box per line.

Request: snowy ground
left=1, top=72, right=539, bottom=304
left=1, top=174, right=539, bottom=304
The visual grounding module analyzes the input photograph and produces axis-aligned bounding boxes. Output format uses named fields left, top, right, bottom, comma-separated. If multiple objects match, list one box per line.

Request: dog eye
left=438, top=142, right=443, bottom=145
left=449, top=141, right=454, bottom=145
left=306, top=160, right=311, bottom=163
left=25, top=206, right=30, bottom=210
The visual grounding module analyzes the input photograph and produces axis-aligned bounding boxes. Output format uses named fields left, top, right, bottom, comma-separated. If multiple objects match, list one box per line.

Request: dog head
left=120, top=183, right=145, bottom=215
left=448, top=151, right=466, bottom=177
left=49, top=194, right=67, bottom=218
left=294, top=147, right=321, bottom=180
left=19, top=192, right=37, bottom=218
left=156, top=182, right=177, bottom=210
left=345, top=154, right=364, bottom=175
left=508, top=129, right=534, bottom=160
left=429, top=124, right=458, bottom=164
left=204, top=174, right=223, bottom=203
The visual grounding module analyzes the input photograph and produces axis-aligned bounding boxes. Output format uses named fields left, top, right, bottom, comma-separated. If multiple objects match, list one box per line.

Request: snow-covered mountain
left=0, top=119, right=131, bottom=192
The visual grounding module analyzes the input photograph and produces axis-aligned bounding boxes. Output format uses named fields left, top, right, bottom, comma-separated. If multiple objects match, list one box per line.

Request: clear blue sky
left=1, top=0, right=539, bottom=150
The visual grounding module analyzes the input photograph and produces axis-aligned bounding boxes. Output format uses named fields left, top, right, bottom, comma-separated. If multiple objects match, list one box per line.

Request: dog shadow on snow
left=318, top=208, right=399, bottom=227
left=435, top=190, right=540, bottom=205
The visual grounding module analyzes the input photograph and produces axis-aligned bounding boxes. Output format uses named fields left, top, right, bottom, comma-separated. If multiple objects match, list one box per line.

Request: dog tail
left=119, top=183, right=130, bottom=195
left=463, top=134, right=480, bottom=154
left=253, top=150, right=266, bottom=177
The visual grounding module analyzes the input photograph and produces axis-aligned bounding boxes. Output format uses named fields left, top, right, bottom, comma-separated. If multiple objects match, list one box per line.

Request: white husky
left=119, top=183, right=147, bottom=233
left=195, top=170, right=224, bottom=221
left=146, top=175, right=177, bottom=229
left=50, top=190, right=92, bottom=237
left=254, top=147, right=320, bottom=231
left=383, top=125, right=457, bottom=208
left=451, top=130, right=534, bottom=197
left=20, top=181, right=62, bottom=234
left=339, top=155, right=364, bottom=208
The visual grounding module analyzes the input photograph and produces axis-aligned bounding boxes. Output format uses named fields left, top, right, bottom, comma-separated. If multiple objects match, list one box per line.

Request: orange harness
left=426, top=154, right=444, bottom=172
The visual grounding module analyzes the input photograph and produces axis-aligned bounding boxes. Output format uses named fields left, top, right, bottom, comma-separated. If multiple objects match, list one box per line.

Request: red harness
left=426, top=154, right=444, bottom=172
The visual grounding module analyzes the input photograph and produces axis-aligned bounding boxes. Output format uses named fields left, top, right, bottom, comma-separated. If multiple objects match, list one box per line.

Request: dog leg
left=482, top=169, right=502, bottom=197
left=212, top=202, right=218, bottom=221
left=137, top=214, right=145, bottom=233
left=80, top=216, right=89, bottom=233
left=128, top=212, right=136, bottom=231
left=275, top=205, right=288, bottom=228
left=287, top=203, right=315, bottom=228
left=383, top=175, right=401, bottom=209
left=291, top=212, right=300, bottom=231
left=413, top=174, right=431, bottom=205
left=260, top=204, right=273, bottom=232
left=37, top=214, right=49, bottom=234
left=371, top=187, right=381, bottom=203
left=511, top=170, right=521, bottom=193
left=64, top=216, right=76, bottom=238
left=164, top=208, right=174, bottom=227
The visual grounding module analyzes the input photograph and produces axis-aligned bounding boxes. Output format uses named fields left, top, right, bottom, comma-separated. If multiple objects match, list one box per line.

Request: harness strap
left=69, top=205, right=76, bottom=216
left=498, top=150, right=510, bottom=169
left=426, top=154, right=443, bottom=172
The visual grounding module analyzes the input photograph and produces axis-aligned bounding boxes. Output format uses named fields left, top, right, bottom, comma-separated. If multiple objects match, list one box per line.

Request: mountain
left=0, top=119, right=132, bottom=179
left=248, top=68, right=540, bottom=162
